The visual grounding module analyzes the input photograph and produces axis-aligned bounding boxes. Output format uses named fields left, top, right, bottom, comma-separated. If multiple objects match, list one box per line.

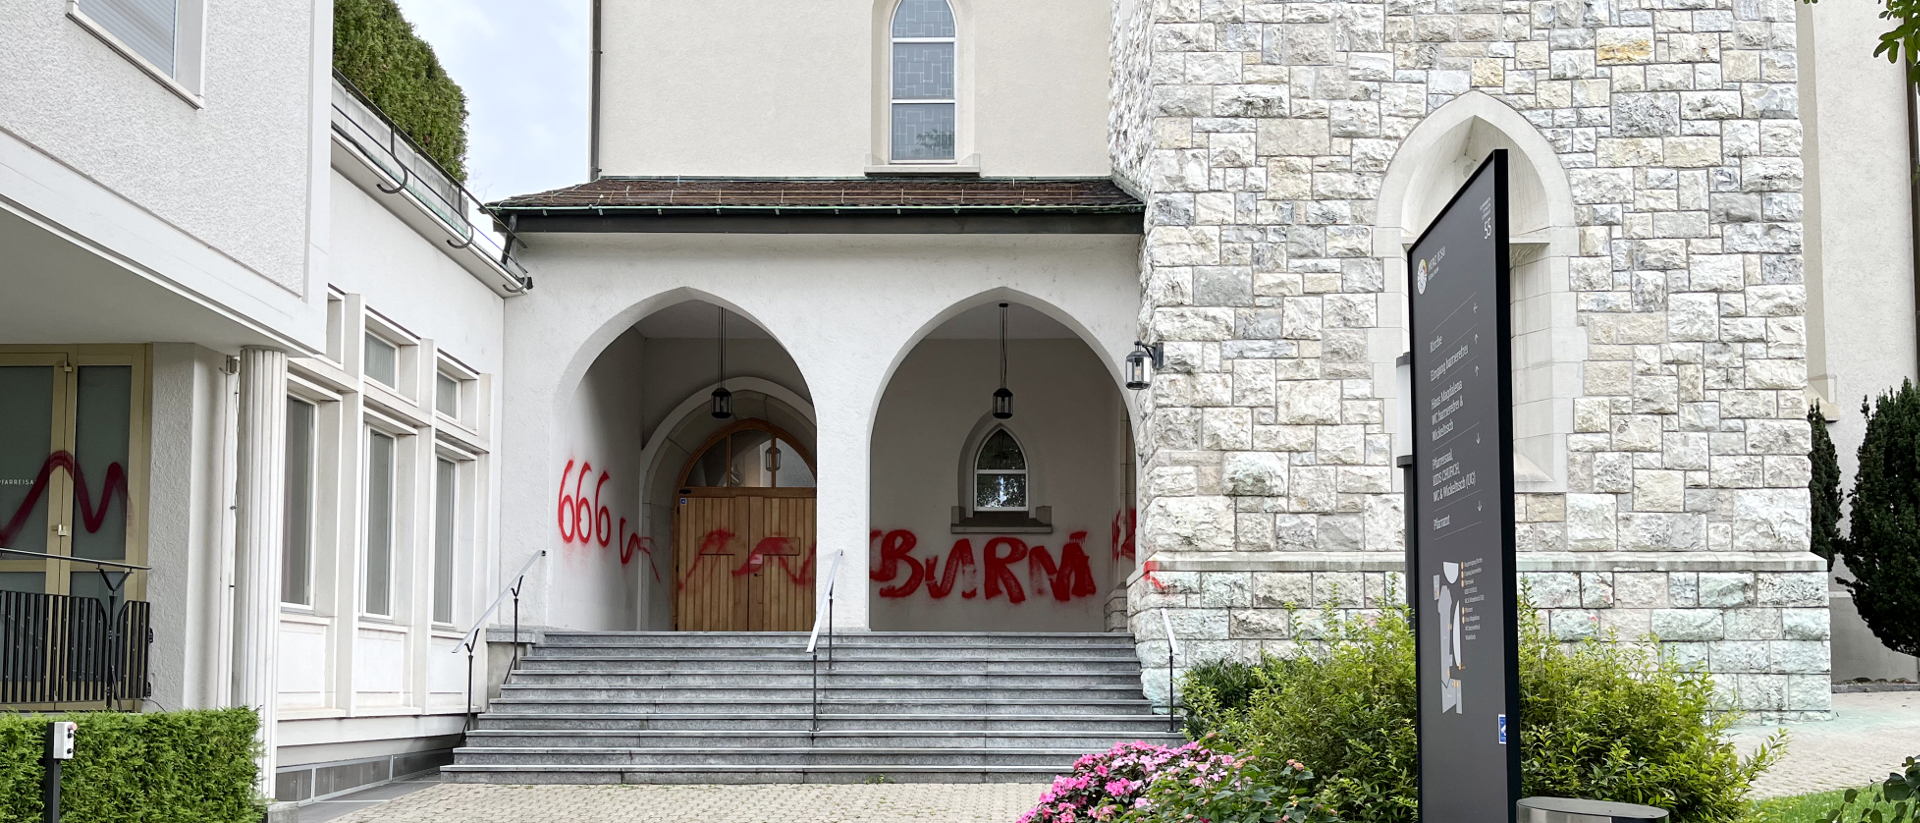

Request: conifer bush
left=1838, top=380, right=1920, bottom=656
left=0, top=707, right=259, bottom=822
left=333, top=0, right=469, bottom=181
left=1180, top=605, right=1780, bottom=823
left=1810, top=406, right=1845, bottom=567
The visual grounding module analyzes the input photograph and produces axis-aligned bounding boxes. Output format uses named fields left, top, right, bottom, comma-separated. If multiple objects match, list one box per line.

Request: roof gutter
left=589, top=0, right=603, bottom=181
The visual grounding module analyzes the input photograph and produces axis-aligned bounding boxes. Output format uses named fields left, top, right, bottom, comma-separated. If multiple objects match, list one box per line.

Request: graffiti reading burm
left=868, top=529, right=1100, bottom=603
left=0, top=451, right=126, bottom=547
left=555, top=459, right=661, bottom=582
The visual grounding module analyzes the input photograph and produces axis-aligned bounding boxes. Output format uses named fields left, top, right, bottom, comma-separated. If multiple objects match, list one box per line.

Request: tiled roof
left=491, top=177, right=1143, bottom=212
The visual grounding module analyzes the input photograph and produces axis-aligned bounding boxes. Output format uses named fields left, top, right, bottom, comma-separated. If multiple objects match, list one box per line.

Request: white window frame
left=359, top=420, right=408, bottom=620
left=282, top=395, right=320, bottom=608
left=887, top=0, right=958, bottom=164
left=66, top=0, right=207, bottom=107
left=972, top=426, right=1029, bottom=513
left=433, top=354, right=480, bottom=434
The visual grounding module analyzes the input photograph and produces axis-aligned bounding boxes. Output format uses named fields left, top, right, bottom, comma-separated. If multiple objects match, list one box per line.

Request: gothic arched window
left=889, top=0, right=956, bottom=162
left=973, top=428, right=1027, bottom=511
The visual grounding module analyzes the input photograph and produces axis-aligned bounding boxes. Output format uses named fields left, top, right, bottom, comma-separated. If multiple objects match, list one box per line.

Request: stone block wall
left=1114, top=0, right=1829, bottom=720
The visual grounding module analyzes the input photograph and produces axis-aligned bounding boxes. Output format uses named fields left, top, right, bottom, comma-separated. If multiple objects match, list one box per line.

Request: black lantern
left=711, top=307, right=733, bottom=419
left=992, top=303, right=1013, bottom=419
left=1125, top=341, right=1165, bottom=390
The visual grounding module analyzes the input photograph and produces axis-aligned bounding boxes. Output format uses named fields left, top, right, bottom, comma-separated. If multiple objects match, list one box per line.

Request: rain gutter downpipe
left=590, top=0, right=603, bottom=181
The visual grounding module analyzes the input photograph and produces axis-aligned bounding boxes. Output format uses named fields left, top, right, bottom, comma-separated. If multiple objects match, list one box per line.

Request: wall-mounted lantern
left=992, top=303, right=1014, bottom=419
left=1125, top=341, right=1165, bottom=390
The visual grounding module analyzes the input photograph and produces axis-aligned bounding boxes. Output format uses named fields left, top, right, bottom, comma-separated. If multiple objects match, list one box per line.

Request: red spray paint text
left=556, top=459, right=660, bottom=582
left=868, top=529, right=1098, bottom=604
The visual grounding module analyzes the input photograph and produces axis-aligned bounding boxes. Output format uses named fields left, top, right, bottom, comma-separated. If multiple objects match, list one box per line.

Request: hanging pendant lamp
left=992, top=302, right=1014, bottom=420
left=711, top=306, right=733, bottom=419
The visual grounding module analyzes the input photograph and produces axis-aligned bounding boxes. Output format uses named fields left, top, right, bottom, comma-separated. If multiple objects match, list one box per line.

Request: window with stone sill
left=973, top=428, right=1027, bottom=511
left=889, top=0, right=956, bottom=162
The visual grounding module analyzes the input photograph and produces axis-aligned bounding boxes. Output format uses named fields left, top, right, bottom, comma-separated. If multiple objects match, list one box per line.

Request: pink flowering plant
left=1019, top=741, right=1338, bottom=823
left=1019, top=741, right=1199, bottom=823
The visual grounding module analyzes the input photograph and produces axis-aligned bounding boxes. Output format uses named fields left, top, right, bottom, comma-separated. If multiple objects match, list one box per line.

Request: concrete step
left=483, top=697, right=1156, bottom=716
left=463, top=729, right=1184, bottom=750
left=514, top=655, right=1143, bottom=672
left=519, top=647, right=1141, bottom=663
left=537, top=632, right=1134, bottom=649
left=494, top=684, right=1147, bottom=702
left=439, top=763, right=1073, bottom=784
left=450, top=746, right=1097, bottom=768
left=473, top=713, right=1178, bottom=733
left=503, top=671, right=1144, bottom=689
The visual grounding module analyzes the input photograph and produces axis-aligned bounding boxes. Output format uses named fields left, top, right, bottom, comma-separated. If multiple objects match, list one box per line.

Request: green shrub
left=1811, top=405, right=1845, bottom=568
left=0, top=708, right=259, bottom=823
left=1840, top=381, right=1920, bottom=656
left=1184, top=605, right=1780, bottom=823
left=1181, top=658, right=1263, bottom=737
left=333, top=0, right=469, bottom=181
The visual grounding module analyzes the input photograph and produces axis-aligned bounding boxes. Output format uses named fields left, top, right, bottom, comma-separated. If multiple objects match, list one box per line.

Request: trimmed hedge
left=334, top=0, right=469, bottom=181
left=0, top=708, right=258, bottom=823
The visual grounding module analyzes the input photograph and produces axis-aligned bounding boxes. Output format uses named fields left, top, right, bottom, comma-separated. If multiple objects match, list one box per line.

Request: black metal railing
left=454, top=549, right=547, bottom=731
left=0, top=591, right=150, bottom=706
left=328, top=69, right=531, bottom=292
left=807, top=548, right=845, bottom=735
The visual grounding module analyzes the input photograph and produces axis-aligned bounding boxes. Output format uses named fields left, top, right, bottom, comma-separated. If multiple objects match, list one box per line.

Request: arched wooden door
left=672, top=419, right=817, bottom=631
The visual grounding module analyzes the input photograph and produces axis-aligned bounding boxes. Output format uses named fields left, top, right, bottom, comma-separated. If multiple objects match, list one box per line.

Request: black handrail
left=806, top=548, right=845, bottom=735
left=453, top=550, right=546, bottom=731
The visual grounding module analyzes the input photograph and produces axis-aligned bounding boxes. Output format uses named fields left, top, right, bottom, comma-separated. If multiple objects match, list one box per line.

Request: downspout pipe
left=590, top=0, right=603, bottom=181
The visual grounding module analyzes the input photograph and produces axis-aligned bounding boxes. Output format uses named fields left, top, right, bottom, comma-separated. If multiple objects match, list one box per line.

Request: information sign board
left=1407, top=150, right=1521, bottom=823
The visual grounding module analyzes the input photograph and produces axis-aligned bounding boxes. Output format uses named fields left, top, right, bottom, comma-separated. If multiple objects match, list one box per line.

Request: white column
left=231, top=347, right=287, bottom=791
left=813, top=396, right=872, bottom=632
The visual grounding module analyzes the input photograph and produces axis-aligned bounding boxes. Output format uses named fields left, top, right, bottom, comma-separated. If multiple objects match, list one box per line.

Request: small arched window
left=889, top=0, right=956, bottom=162
left=973, top=429, right=1026, bottom=511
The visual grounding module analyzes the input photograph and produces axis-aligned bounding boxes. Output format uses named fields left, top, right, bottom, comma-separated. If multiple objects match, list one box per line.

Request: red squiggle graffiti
left=679, top=529, right=816, bottom=590
left=869, top=529, right=1097, bottom=604
left=556, top=459, right=661, bottom=583
left=0, top=451, right=126, bottom=547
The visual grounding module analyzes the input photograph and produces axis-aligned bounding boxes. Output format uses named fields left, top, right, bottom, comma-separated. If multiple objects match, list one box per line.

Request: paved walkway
left=1729, top=691, right=1920, bottom=799
left=319, top=781, right=1049, bottom=823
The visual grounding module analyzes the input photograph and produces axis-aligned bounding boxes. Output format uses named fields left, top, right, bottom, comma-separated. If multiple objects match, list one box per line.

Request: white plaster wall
left=555, top=327, right=646, bottom=630
left=146, top=343, right=235, bottom=709
left=499, top=232, right=1142, bottom=632
left=639, top=339, right=811, bottom=444
left=0, top=0, right=319, bottom=294
left=870, top=339, right=1127, bottom=631
left=326, top=172, right=506, bottom=376
left=1800, top=0, right=1920, bottom=681
left=597, top=0, right=1111, bottom=177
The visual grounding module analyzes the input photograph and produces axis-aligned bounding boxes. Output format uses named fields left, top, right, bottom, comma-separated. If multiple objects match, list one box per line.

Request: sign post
left=1406, top=149, right=1520, bottom=823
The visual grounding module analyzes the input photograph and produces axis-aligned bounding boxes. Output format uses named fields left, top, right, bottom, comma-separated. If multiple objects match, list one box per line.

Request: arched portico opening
left=868, top=300, right=1134, bottom=632
left=1378, top=91, right=1582, bottom=492
left=554, top=298, right=814, bottom=631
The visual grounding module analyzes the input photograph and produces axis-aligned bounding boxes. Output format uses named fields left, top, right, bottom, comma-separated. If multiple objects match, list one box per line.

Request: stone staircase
left=444, top=631, right=1181, bottom=784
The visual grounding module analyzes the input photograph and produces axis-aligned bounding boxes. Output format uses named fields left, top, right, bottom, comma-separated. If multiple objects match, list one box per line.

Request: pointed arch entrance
left=672, top=418, right=818, bottom=631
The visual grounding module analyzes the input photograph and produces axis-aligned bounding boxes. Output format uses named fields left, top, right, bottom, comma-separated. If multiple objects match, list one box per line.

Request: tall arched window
left=890, top=0, right=956, bottom=162
left=973, top=428, right=1026, bottom=511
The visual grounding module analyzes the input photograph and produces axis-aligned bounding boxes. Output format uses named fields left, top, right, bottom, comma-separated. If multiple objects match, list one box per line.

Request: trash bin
left=1516, top=796, right=1670, bottom=823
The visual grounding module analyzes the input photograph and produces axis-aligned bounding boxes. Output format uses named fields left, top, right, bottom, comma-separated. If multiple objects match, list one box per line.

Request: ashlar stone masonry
left=1112, top=0, right=1828, bottom=720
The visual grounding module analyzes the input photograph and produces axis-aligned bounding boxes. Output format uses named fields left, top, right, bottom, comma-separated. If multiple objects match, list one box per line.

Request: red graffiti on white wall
left=556, top=459, right=661, bottom=582
left=0, top=451, right=126, bottom=547
left=868, top=528, right=1098, bottom=604
left=1110, top=508, right=1137, bottom=562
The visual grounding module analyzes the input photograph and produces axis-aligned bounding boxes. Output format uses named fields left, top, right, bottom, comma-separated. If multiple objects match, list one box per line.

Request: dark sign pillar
left=1407, top=150, right=1520, bottom=823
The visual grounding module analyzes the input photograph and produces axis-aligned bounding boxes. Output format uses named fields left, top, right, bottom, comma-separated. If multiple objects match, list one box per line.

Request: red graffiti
left=557, top=459, right=662, bottom=582
left=0, top=451, right=126, bottom=547
left=678, top=528, right=816, bottom=591
left=1142, top=559, right=1170, bottom=593
left=1111, top=508, right=1136, bottom=561
left=869, top=529, right=1096, bottom=603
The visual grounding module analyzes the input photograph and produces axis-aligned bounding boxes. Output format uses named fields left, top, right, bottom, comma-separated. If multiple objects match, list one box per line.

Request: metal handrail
left=1160, top=607, right=1180, bottom=733
left=808, top=548, right=845, bottom=734
left=328, top=69, right=531, bottom=293
left=453, top=549, right=546, bottom=730
left=0, top=547, right=150, bottom=710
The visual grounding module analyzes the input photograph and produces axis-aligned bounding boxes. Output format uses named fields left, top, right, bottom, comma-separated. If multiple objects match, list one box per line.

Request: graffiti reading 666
left=556, top=459, right=660, bottom=581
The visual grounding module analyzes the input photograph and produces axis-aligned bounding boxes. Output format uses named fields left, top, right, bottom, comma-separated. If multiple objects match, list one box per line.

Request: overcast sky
left=390, top=0, right=590, bottom=203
